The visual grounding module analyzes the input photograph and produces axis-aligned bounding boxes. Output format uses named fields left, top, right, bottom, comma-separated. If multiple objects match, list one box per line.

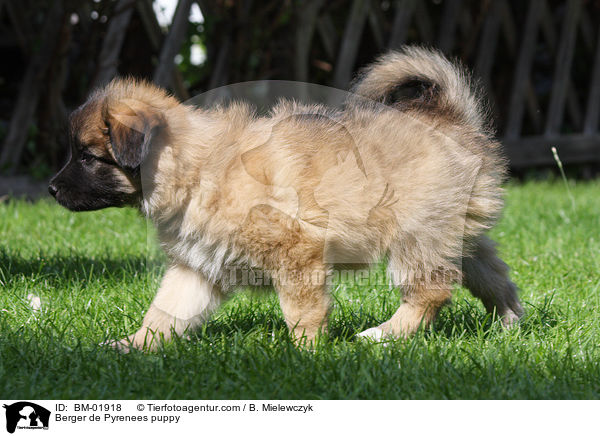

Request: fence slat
left=388, top=0, right=417, bottom=49
left=437, top=0, right=462, bottom=53
left=505, top=135, right=600, bottom=167
left=91, top=0, right=135, bottom=88
left=545, top=0, right=581, bottom=136
left=154, top=0, right=193, bottom=88
left=368, top=5, right=385, bottom=50
left=538, top=0, right=582, bottom=131
left=579, top=12, right=595, bottom=52
left=317, top=14, right=338, bottom=61
left=505, top=0, right=541, bottom=139
left=0, top=1, right=64, bottom=172
left=474, top=1, right=502, bottom=105
left=295, top=0, right=325, bottom=82
left=136, top=0, right=163, bottom=51
left=584, top=30, right=600, bottom=135
left=5, top=1, right=31, bottom=54
left=333, top=0, right=369, bottom=88
left=414, top=1, right=434, bottom=43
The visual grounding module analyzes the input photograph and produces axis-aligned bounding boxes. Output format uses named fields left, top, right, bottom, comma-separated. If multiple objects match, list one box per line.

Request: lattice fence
left=0, top=0, right=598, bottom=171
left=309, top=0, right=600, bottom=168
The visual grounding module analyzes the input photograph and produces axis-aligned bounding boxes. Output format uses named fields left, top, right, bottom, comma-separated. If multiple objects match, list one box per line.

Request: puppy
left=49, top=47, right=523, bottom=350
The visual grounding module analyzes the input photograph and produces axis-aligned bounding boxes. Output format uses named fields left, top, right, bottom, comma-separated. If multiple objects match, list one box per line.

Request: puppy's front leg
left=113, top=264, right=223, bottom=352
left=274, top=263, right=331, bottom=345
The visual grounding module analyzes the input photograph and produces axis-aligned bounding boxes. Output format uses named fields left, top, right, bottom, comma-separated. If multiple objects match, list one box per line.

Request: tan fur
left=73, top=47, right=522, bottom=350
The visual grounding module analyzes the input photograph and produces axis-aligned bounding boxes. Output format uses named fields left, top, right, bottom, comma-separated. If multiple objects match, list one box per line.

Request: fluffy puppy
left=49, top=46, right=523, bottom=350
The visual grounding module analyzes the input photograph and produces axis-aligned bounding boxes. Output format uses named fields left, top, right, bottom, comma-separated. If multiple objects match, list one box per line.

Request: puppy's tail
left=351, top=46, right=489, bottom=132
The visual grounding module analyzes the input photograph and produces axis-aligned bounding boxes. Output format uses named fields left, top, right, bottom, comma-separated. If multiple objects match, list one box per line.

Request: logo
left=3, top=402, right=50, bottom=434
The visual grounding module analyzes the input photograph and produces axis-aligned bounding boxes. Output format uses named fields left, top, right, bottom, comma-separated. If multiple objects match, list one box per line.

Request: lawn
left=0, top=180, right=598, bottom=399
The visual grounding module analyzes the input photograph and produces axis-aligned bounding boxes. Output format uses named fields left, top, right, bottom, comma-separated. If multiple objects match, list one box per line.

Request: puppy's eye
left=80, top=152, right=96, bottom=164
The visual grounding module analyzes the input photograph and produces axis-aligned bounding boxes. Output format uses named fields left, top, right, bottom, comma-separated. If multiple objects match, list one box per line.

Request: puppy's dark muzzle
left=48, top=183, right=58, bottom=197
left=49, top=162, right=68, bottom=199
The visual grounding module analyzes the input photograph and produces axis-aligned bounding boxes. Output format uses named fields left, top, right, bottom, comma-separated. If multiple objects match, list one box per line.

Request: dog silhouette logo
left=3, top=402, right=50, bottom=433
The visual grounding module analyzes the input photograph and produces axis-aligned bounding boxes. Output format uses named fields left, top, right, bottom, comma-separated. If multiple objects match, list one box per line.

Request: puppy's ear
left=104, top=98, right=166, bottom=171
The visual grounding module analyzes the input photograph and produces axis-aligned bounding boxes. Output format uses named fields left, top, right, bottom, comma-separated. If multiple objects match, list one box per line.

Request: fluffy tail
left=352, top=46, right=489, bottom=132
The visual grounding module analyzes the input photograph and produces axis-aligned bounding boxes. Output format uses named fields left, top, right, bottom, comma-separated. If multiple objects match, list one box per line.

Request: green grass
left=0, top=180, right=599, bottom=399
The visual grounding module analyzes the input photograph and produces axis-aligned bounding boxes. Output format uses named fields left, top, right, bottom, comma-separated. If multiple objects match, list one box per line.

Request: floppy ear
left=104, top=98, right=165, bottom=171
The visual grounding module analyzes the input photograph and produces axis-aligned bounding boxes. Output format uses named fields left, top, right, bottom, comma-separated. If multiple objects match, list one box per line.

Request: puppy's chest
left=164, top=230, right=252, bottom=289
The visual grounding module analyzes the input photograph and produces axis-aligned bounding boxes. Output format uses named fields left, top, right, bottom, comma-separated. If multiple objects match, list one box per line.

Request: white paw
left=356, top=327, right=386, bottom=342
left=501, top=309, right=522, bottom=328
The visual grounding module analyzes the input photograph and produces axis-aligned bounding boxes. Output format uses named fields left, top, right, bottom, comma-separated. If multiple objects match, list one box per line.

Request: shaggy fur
left=49, top=46, right=523, bottom=350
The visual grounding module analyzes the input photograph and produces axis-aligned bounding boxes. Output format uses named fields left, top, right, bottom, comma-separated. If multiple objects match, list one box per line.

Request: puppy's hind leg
left=462, top=235, right=524, bottom=326
left=358, top=251, right=454, bottom=340
left=110, top=264, right=224, bottom=352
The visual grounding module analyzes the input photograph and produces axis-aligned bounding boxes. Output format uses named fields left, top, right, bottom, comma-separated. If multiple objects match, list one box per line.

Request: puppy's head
left=49, top=79, right=171, bottom=211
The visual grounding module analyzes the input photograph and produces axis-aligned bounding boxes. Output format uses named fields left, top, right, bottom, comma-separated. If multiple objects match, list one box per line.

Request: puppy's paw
left=501, top=309, right=522, bottom=329
left=101, top=336, right=135, bottom=354
left=356, top=326, right=387, bottom=342
left=102, top=329, right=161, bottom=353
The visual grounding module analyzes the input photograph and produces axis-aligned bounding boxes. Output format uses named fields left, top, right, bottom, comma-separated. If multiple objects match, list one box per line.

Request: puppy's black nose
left=48, top=184, right=58, bottom=197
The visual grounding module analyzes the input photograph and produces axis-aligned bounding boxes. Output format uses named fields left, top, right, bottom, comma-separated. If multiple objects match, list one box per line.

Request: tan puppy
left=49, top=47, right=523, bottom=350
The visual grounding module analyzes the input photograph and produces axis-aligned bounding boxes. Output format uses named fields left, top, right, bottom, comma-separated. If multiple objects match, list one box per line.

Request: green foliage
left=175, top=21, right=210, bottom=91
left=0, top=181, right=599, bottom=399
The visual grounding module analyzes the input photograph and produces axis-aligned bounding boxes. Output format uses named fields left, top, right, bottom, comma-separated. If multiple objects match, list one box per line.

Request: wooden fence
left=319, top=0, right=600, bottom=168
left=0, top=0, right=599, bottom=171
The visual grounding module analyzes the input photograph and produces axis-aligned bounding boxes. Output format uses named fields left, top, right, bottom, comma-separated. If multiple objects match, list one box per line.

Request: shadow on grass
left=428, top=297, right=559, bottom=341
left=0, top=247, right=558, bottom=349
left=0, top=247, right=164, bottom=286
left=0, top=249, right=574, bottom=400
left=184, top=296, right=559, bottom=347
left=0, top=312, right=595, bottom=400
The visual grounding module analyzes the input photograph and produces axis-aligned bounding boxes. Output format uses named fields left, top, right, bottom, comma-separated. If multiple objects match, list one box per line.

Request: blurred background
left=0, top=0, right=599, bottom=195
